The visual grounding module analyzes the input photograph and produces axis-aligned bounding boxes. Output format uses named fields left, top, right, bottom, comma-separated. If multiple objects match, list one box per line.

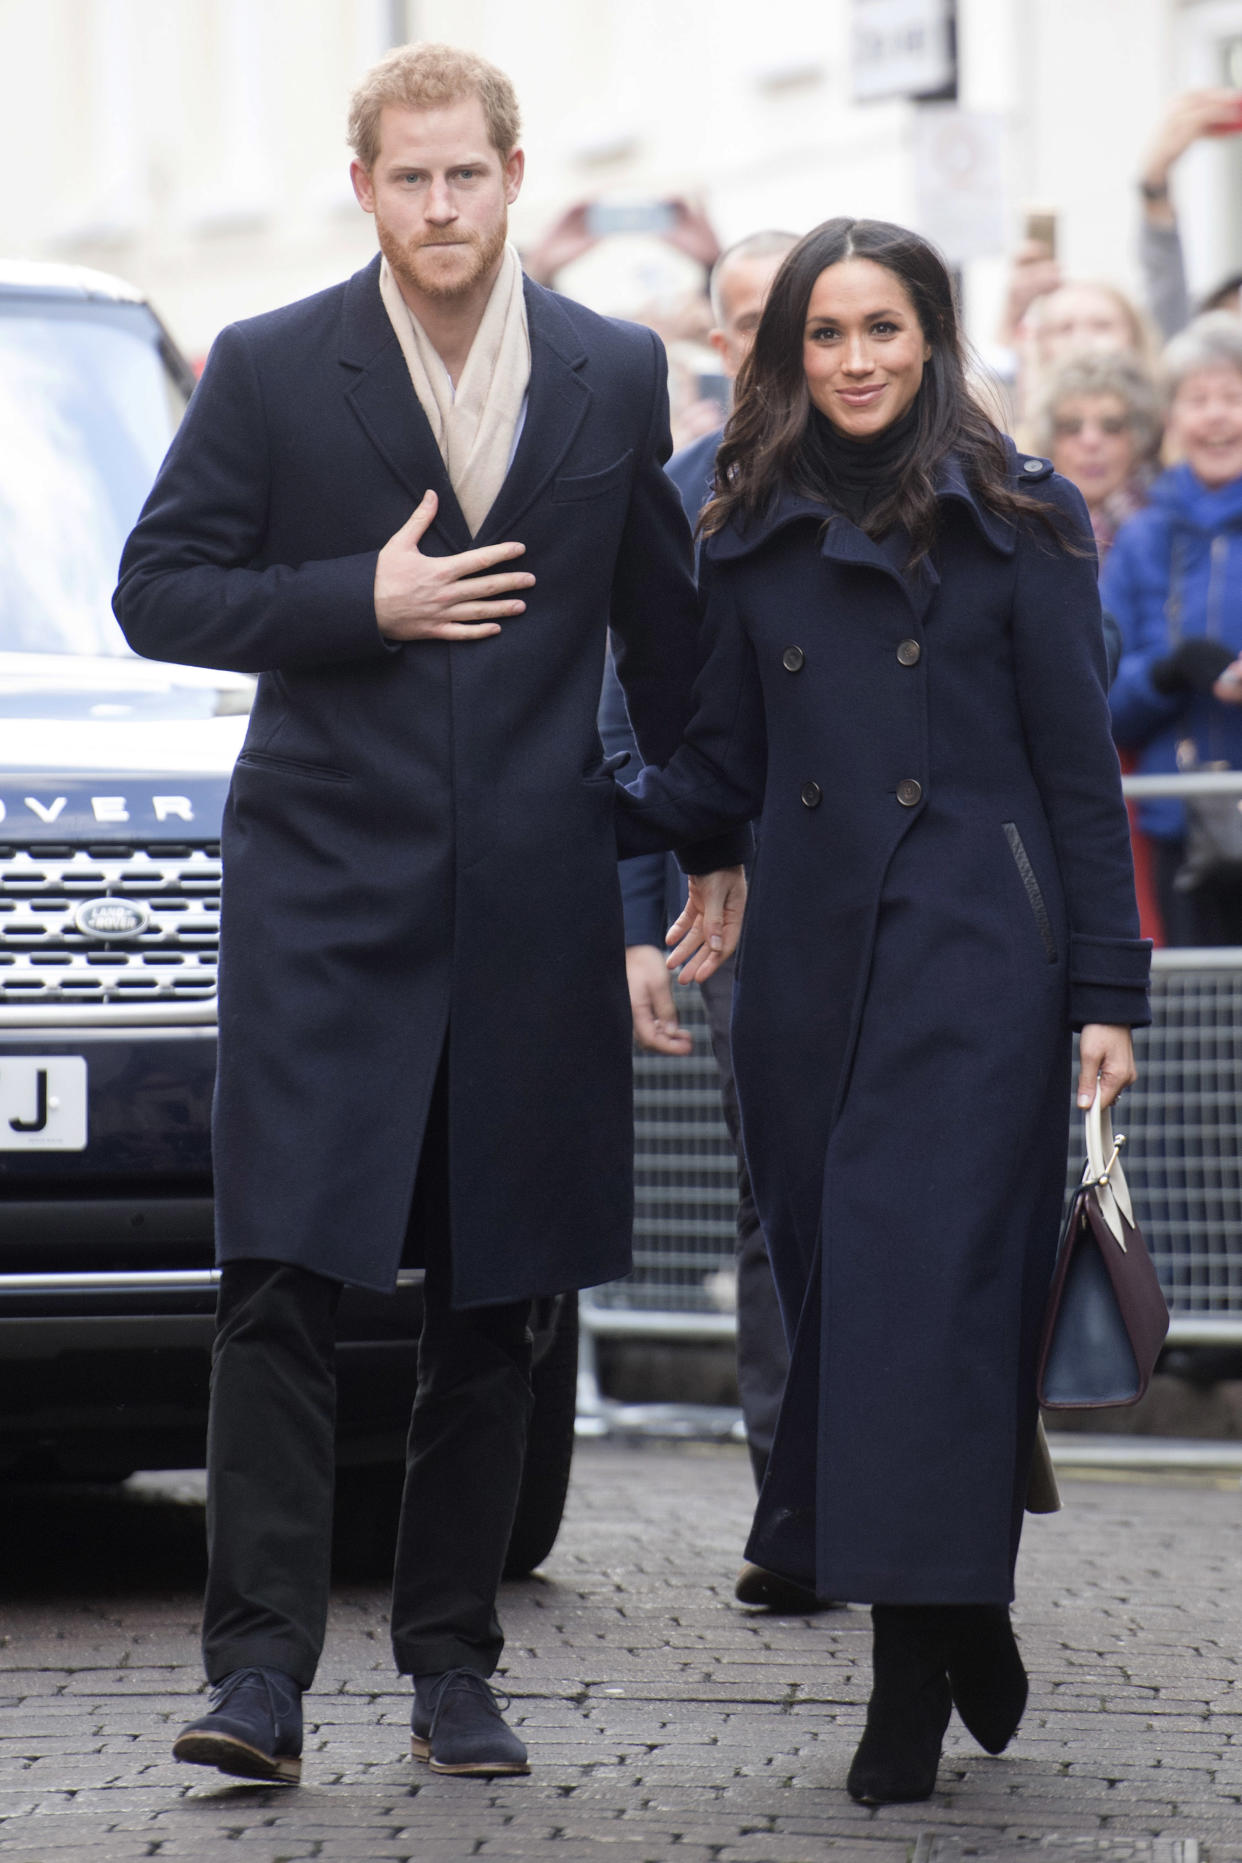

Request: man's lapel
left=338, top=255, right=473, bottom=552
left=472, top=278, right=592, bottom=547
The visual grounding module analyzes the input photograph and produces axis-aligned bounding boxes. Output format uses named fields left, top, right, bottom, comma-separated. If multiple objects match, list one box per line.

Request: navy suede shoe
left=173, top=1666, right=303, bottom=1784
left=411, top=1669, right=529, bottom=1776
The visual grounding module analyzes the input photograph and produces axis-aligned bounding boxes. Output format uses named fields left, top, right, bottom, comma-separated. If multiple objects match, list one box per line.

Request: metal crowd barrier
left=577, top=770, right=1242, bottom=1442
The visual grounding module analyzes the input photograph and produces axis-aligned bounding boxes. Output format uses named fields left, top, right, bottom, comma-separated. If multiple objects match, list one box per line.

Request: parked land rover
left=0, top=262, right=576, bottom=1573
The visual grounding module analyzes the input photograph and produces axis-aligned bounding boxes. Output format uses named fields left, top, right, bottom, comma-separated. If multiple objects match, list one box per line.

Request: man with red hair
left=116, top=40, right=744, bottom=1786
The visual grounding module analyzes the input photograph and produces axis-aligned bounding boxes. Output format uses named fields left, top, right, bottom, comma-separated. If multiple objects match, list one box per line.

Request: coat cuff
left=675, top=827, right=752, bottom=875
left=620, top=854, right=673, bottom=948
left=1068, top=933, right=1152, bottom=1029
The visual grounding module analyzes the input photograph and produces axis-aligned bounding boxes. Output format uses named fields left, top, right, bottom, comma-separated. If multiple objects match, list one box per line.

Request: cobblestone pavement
left=0, top=1441, right=1238, bottom=1863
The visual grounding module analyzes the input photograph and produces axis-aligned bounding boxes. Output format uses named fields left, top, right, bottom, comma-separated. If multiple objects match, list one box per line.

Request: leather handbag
left=1037, top=1092, right=1169, bottom=1409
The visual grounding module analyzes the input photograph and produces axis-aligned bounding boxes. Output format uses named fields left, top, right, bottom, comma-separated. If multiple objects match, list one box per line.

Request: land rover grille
left=0, top=845, right=220, bottom=1006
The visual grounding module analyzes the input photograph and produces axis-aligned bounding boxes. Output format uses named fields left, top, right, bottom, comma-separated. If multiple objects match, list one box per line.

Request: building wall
left=1, top=0, right=1241, bottom=362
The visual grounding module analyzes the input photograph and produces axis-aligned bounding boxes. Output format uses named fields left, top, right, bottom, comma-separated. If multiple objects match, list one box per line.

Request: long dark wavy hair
left=700, top=217, right=1074, bottom=562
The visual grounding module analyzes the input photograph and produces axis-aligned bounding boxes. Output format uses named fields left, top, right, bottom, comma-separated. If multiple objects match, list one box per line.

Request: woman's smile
left=802, top=257, right=932, bottom=438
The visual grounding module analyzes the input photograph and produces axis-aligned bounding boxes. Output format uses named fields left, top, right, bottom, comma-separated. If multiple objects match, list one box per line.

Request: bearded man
left=115, top=42, right=745, bottom=1786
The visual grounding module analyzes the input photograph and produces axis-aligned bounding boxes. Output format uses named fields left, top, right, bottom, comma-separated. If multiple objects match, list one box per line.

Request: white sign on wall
left=852, top=0, right=956, bottom=103
left=911, top=106, right=1008, bottom=267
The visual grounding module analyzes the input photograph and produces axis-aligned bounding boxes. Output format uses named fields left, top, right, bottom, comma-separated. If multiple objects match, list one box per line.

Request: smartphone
left=584, top=200, right=677, bottom=238
left=1023, top=208, right=1057, bottom=257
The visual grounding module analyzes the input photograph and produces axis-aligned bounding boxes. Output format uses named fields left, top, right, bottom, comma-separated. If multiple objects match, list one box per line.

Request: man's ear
left=504, top=146, right=525, bottom=206
left=708, top=329, right=730, bottom=367
left=350, top=160, right=376, bottom=214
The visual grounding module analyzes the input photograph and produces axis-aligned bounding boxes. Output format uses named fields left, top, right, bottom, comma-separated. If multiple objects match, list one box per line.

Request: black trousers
left=698, top=954, right=789, bottom=1486
left=201, top=1069, right=533, bottom=1689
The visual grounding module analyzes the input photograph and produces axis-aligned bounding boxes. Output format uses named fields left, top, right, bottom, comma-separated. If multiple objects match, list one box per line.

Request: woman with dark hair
left=615, top=218, right=1150, bottom=1805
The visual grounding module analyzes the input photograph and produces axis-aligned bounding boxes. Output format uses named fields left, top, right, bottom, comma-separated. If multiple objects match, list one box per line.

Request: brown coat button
left=897, top=639, right=921, bottom=665
left=896, top=778, right=923, bottom=807
left=800, top=781, right=822, bottom=809
left=782, top=646, right=805, bottom=672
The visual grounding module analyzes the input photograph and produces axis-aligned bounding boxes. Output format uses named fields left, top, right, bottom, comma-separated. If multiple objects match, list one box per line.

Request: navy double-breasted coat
left=115, top=256, right=740, bottom=1305
left=618, top=459, right=1150, bottom=1602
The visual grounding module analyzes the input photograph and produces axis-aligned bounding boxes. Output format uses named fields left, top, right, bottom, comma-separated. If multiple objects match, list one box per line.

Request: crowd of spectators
left=520, top=86, right=1242, bottom=949
left=966, top=87, right=1242, bottom=948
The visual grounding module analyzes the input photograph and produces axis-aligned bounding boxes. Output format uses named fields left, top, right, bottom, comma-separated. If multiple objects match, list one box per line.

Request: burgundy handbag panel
left=1037, top=1185, right=1170, bottom=1410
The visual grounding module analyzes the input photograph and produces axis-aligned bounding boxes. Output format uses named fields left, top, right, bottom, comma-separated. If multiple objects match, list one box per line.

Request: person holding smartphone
left=1138, top=88, right=1242, bottom=339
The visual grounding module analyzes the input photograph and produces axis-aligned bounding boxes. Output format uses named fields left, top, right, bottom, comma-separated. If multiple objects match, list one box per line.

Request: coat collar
left=338, top=257, right=591, bottom=549
left=936, top=450, right=1019, bottom=557
left=706, top=449, right=1018, bottom=568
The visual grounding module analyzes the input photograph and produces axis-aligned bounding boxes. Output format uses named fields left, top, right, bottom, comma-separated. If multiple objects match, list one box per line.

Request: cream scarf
left=378, top=242, right=531, bottom=536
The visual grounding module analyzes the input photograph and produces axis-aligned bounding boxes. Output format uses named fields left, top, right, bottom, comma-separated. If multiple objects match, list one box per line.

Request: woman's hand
left=1077, top=1024, right=1137, bottom=1110
left=664, top=866, right=747, bottom=984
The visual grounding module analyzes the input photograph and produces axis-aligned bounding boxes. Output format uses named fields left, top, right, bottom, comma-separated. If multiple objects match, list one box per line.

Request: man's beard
left=378, top=210, right=508, bottom=303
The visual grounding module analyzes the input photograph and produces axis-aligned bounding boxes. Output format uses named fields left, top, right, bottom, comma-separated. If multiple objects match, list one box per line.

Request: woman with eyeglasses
left=1033, top=353, right=1162, bottom=564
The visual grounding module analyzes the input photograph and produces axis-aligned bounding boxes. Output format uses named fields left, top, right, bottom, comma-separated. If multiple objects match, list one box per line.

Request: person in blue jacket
left=1104, top=312, right=1242, bottom=945
left=615, top=218, right=1149, bottom=1806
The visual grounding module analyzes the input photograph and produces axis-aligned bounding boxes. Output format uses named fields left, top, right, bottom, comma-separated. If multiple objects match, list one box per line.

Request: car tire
left=503, top=1289, right=578, bottom=1579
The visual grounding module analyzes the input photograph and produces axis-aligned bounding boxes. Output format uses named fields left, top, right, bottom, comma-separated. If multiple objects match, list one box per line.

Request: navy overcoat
left=618, top=458, right=1150, bottom=1603
left=115, top=256, right=740, bottom=1304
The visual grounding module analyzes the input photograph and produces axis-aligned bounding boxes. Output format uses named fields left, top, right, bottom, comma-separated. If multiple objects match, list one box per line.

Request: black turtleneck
left=800, top=402, right=920, bottom=528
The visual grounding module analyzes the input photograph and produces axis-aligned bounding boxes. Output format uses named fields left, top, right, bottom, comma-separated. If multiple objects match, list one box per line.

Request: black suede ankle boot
left=846, top=1604, right=953, bottom=1805
left=945, top=1604, right=1028, bottom=1754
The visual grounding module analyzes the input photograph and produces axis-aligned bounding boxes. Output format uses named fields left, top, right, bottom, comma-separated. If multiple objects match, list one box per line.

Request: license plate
left=0, top=1058, right=88, bottom=1150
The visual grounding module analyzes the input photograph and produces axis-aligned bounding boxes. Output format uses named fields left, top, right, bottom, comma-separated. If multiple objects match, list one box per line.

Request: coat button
left=897, top=639, right=921, bottom=666
left=800, top=781, right=822, bottom=809
left=896, top=778, right=923, bottom=807
left=1023, top=458, right=1043, bottom=474
left=782, top=646, right=805, bottom=672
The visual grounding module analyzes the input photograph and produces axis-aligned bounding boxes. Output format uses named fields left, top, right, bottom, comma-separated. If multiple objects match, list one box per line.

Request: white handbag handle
left=1083, top=1085, right=1134, bottom=1247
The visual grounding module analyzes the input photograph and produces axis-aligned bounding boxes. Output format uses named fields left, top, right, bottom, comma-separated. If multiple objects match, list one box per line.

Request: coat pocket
left=552, top=452, right=633, bottom=503
left=236, top=749, right=353, bottom=784
left=1003, top=822, right=1057, bottom=963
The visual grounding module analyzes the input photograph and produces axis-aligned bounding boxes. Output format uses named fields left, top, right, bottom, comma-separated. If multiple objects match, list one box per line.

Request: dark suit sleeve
left=113, top=324, right=388, bottom=674
left=607, top=329, right=749, bottom=875
left=1011, top=477, right=1151, bottom=1027
left=617, top=552, right=767, bottom=864
left=599, top=647, right=684, bottom=946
